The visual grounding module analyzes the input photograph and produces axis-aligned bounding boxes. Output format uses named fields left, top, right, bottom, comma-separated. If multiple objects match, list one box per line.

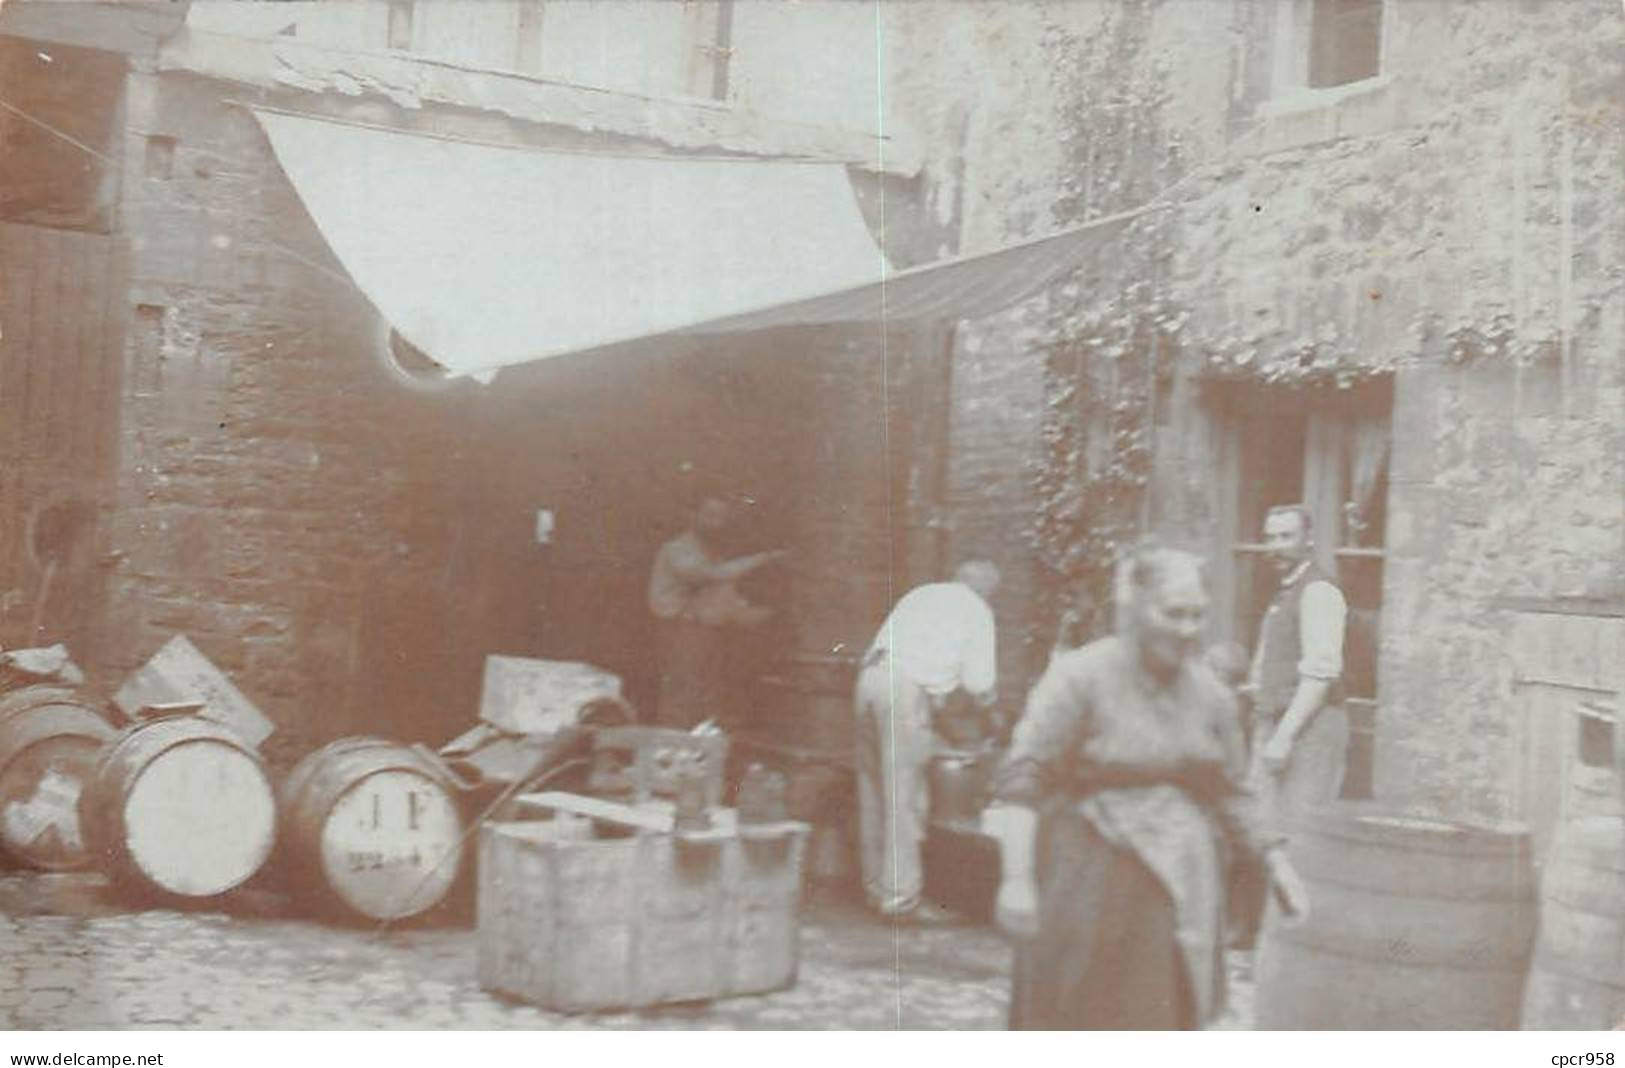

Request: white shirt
left=1246, top=560, right=1348, bottom=693
left=868, top=582, right=998, bottom=699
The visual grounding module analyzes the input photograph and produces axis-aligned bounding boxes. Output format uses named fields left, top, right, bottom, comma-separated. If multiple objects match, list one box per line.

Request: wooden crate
left=113, top=635, right=275, bottom=747
left=588, top=727, right=727, bottom=808
left=478, top=657, right=622, bottom=735
left=477, top=816, right=807, bottom=1011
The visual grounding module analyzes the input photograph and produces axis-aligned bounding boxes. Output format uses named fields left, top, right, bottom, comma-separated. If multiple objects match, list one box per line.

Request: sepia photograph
left=0, top=0, right=1620, bottom=1043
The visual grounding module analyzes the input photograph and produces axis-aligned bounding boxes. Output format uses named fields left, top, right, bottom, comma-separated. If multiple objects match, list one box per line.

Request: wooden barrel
left=81, top=716, right=276, bottom=899
left=1522, top=816, right=1625, bottom=1029
left=280, top=737, right=465, bottom=922
left=0, top=690, right=115, bottom=870
left=0, top=684, right=80, bottom=721
left=1254, top=809, right=1536, bottom=1029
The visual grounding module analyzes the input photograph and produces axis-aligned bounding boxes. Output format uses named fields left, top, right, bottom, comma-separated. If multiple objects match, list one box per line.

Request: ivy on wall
left=1030, top=298, right=1179, bottom=657
left=1015, top=0, right=1591, bottom=663
left=1024, top=3, right=1181, bottom=659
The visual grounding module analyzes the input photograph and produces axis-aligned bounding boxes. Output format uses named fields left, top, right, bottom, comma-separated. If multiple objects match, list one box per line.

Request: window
left=693, top=0, right=735, bottom=101
left=532, top=0, right=735, bottom=101
left=1577, top=703, right=1615, bottom=770
left=1268, top=0, right=1388, bottom=104
left=1308, top=0, right=1384, bottom=88
left=363, top=0, right=734, bottom=101
left=515, top=1, right=546, bottom=74
left=1213, top=377, right=1394, bottom=799
left=386, top=1, right=414, bottom=51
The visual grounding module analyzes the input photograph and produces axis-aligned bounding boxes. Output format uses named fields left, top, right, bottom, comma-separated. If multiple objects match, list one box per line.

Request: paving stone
left=0, top=871, right=1254, bottom=1029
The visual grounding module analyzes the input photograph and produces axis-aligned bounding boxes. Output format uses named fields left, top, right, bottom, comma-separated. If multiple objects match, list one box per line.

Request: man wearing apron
left=1247, top=503, right=1349, bottom=825
left=854, top=560, right=999, bottom=921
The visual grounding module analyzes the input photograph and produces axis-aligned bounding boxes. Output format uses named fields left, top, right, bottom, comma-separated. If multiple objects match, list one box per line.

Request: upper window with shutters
left=1246, top=0, right=1398, bottom=149
left=1307, top=0, right=1384, bottom=89
left=1269, top=0, right=1390, bottom=103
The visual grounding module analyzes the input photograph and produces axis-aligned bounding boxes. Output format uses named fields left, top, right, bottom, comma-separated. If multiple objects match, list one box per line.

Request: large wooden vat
left=1522, top=816, right=1625, bottom=1029
left=478, top=816, right=808, bottom=1011
left=0, top=687, right=115, bottom=870
left=280, top=737, right=465, bottom=923
left=1254, top=810, right=1537, bottom=1029
left=81, top=716, right=276, bottom=900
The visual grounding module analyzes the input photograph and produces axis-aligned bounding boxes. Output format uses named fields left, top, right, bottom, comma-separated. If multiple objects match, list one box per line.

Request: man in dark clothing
left=646, top=496, right=786, bottom=729
left=1245, top=503, right=1349, bottom=821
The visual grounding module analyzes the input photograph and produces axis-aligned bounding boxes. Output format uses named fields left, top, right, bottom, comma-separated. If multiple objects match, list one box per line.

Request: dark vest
left=1254, top=560, right=1345, bottom=718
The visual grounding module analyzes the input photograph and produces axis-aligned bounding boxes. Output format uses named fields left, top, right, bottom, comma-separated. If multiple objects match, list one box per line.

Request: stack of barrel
left=0, top=668, right=471, bottom=925
left=82, top=715, right=468, bottom=922
left=80, top=720, right=471, bottom=923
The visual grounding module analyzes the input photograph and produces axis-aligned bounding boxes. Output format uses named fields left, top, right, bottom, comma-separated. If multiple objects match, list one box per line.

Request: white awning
left=682, top=203, right=1154, bottom=336
left=256, top=110, right=1153, bottom=379
left=255, top=110, right=889, bottom=377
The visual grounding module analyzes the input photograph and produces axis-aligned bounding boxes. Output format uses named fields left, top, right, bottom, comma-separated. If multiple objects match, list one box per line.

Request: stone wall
left=100, top=71, right=918, bottom=758
left=881, top=0, right=1625, bottom=819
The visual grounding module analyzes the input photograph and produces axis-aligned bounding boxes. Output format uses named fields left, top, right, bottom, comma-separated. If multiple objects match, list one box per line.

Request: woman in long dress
left=982, top=545, right=1309, bottom=1029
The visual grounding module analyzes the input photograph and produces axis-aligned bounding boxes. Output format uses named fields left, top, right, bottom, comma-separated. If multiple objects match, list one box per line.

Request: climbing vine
left=1030, top=296, right=1180, bottom=656
left=1024, top=4, right=1182, bottom=658
left=1014, top=0, right=1591, bottom=664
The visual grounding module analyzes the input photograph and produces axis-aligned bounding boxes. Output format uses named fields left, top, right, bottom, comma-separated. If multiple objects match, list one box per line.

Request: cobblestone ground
left=0, top=873, right=1253, bottom=1030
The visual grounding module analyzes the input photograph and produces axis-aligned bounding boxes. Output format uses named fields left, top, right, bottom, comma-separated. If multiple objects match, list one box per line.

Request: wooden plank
left=66, top=233, right=97, bottom=477
left=10, top=226, right=46, bottom=636
left=89, top=239, right=123, bottom=490
left=0, top=225, right=21, bottom=629
left=1210, top=407, right=1244, bottom=644
left=513, top=792, right=678, bottom=833
left=67, top=233, right=114, bottom=656
left=1493, top=597, right=1625, bottom=620
left=37, top=231, right=72, bottom=645
left=37, top=229, right=67, bottom=475
left=78, top=233, right=111, bottom=479
left=511, top=791, right=754, bottom=841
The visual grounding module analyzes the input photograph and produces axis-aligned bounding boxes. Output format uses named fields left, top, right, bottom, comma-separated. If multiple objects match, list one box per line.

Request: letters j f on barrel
left=279, top=737, right=467, bottom=924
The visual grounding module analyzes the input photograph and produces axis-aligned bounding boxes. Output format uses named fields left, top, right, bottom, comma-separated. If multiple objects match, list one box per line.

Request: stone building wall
left=879, top=0, right=1625, bottom=820
left=98, top=70, right=915, bottom=756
